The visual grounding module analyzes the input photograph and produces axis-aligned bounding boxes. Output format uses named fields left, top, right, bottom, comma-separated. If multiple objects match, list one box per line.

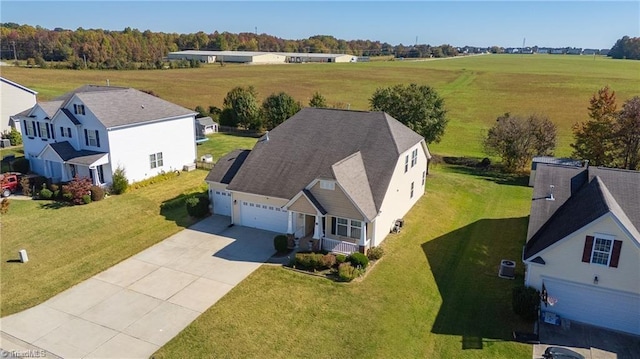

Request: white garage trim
left=543, top=277, right=640, bottom=335
left=239, top=201, right=288, bottom=233
left=212, top=190, right=232, bottom=216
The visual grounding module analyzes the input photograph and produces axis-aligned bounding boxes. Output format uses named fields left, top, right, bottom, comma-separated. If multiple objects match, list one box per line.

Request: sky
left=1, top=1, right=638, bottom=49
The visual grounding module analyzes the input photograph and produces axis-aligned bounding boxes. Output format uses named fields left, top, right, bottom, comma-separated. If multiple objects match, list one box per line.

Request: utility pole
left=11, top=41, right=17, bottom=62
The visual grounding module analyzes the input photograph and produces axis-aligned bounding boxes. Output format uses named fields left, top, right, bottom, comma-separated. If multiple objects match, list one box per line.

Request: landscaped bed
left=287, top=246, right=384, bottom=282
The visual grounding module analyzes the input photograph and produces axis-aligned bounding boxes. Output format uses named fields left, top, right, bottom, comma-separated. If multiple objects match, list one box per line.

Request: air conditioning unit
left=200, top=154, right=213, bottom=163
left=498, top=259, right=516, bottom=279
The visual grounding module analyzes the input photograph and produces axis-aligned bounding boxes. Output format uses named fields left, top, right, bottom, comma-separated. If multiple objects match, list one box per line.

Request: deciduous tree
left=571, top=86, right=617, bottom=166
left=222, top=86, right=261, bottom=130
left=308, top=91, right=327, bottom=108
left=615, top=96, right=640, bottom=170
left=484, top=113, right=557, bottom=172
left=261, top=92, right=301, bottom=130
left=369, top=83, right=447, bottom=144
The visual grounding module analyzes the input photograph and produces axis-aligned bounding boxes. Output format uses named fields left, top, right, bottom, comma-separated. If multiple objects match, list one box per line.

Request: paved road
left=0, top=215, right=276, bottom=358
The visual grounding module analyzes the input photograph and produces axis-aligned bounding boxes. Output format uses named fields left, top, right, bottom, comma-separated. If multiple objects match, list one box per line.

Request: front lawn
left=0, top=170, right=207, bottom=316
left=153, top=163, right=534, bottom=359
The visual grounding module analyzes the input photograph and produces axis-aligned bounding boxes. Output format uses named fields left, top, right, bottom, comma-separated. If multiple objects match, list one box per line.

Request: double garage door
left=240, top=201, right=288, bottom=234
left=544, top=278, right=640, bottom=335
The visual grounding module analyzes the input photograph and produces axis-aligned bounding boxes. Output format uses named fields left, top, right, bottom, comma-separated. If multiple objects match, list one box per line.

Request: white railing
left=322, top=237, right=358, bottom=255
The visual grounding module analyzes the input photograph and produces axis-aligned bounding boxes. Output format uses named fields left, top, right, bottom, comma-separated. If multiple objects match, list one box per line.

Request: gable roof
left=332, top=152, right=377, bottom=221
left=223, top=108, right=425, bottom=213
left=1, top=77, right=38, bottom=95
left=45, top=85, right=196, bottom=129
left=205, top=149, right=251, bottom=185
left=196, top=117, right=216, bottom=127
left=524, top=165, right=640, bottom=260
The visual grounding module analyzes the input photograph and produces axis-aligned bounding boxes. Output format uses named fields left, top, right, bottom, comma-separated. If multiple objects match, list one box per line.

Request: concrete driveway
left=0, top=215, right=276, bottom=358
left=533, top=321, right=640, bottom=359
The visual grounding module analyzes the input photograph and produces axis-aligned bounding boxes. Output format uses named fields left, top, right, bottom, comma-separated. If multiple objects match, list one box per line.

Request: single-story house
left=1, top=77, right=37, bottom=134
left=523, top=164, right=640, bottom=335
left=206, top=108, right=430, bottom=254
left=16, top=85, right=197, bottom=185
left=196, top=117, right=218, bottom=136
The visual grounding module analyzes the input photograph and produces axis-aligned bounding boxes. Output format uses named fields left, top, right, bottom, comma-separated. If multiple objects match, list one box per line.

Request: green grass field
left=153, top=164, right=534, bottom=359
left=2, top=54, right=638, bottom=158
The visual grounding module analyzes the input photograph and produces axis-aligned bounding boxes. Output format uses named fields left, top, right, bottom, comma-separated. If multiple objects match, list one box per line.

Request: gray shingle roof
left=224, top=108, right=425, bottom=212
left=332, top=151, right=377, bottom=221
left=196, top=117, right=216, bottom=127
left=49, top=141, right=108, bottom=166
left=524, top=165, right=640, bottom=259
left=205, top=149, right=251, bottom=184
left=38, top=100, right=64, bottom=119
left=50, top=85, right=196, bottom=129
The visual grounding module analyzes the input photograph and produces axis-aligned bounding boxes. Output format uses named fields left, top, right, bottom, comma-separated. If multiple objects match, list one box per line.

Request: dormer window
left=74, top=104, right=85, bottom=115
left=320, top=180, right=335, bottom=190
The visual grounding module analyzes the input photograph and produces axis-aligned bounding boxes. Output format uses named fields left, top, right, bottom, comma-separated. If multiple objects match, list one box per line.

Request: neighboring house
left=196, top=117, right=218, bottom=137
left=1, top=77, right=37, bottom=134
left=15, top=85, right=197, bottom=185
left=206, top=108, right=430, bottom=254
left=523, top=164, right=640, bottom=335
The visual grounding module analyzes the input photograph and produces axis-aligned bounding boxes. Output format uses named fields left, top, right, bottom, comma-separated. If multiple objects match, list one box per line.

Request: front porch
left=285, top=211, right=369, bottom=255
left=37, top=141, right=110, bottom=186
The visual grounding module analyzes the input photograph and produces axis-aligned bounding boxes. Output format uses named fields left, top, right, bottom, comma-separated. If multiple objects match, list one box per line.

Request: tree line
left=197, top=84, right=448, bottom=145
left=0, top=23, right=461, bottom=69
left=484, top=86, right=640, bottom=172
left=608, top=36, right=640, bottom=60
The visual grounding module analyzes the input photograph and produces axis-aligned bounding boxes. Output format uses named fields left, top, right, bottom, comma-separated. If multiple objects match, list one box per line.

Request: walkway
left=0, top=215, right=275, bottom=358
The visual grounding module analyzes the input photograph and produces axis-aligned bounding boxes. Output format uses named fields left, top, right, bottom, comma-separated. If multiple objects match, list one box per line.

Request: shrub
left=53, top=190, right=60, bottom=199
left=185, top=195, right=210, bottom=217
left=294, top=252, right=326, bottom=270
left=82, top=194, right=92, bottom=204
left=48, top=183, right=59, bottom=192
left=335, top=254, right=347, bottom=264
left=111, top=166, right=128, bottom=194
left=2, top=128, right=23, bottom=146
left=338, top=263, right=362, bottom=282
left=367, top=246, right=384, bottom=260
left=0, top=198, right=10, bottom=214
left=348, top=252, right=369, bottom=269
left=39, top=188, right=53, bottom=199
left=62, top=192, right=73, bottom=202
left=321, top=253, right=336, bottom=268
left=20, top=177, right=31, bottom=196
left=129, top=170, right=179, bottom=190
left=11, top=157, right=29, bottom=174
left=62, top=176, right=92, bottom=205
left=273, top=235, right=288, bottom=253
left=90, top=185, right=105, bottom=201
left=512, top=286, right=540, bottom=322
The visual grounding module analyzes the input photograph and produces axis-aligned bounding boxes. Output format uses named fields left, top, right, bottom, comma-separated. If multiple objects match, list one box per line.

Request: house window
left=333, top=217, right=362, bottom=239
left=411, top=148, right=418, bottom=167
left=39, top=122, right=49, bottom=139
left=404, top=155, right=409, bottom=173
left=410, top=182, right=414, bottom=198
left=591, top=237, right=613, bottom=265
left=84, top=129, right=100, bottom=147
left=149, top=152, right=163, bottom=169
left=25, top=121, right=35, bottom=137
left=74, top=104, right=85, bottom=115
left=422, top=171, right=426, bottom=186
left=320, top=180, right=335, bottom=190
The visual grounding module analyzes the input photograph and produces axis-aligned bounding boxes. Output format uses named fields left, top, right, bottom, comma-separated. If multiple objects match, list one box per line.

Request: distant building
left=566, top=48, right=583, bottom=55
left=1, top=77, right=37, bottom=134
left=167, top=50, right=357, bottom=64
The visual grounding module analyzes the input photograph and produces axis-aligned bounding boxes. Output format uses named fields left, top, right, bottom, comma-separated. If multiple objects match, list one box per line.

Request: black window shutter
left=331, top=217, right=336, bottom=235
left=68, top=128, right=72, bottom=138
left=84, top=129, right=88, bottom=146
left=582, top=235, right=594, bottom=263
left=23, top=120, right=28, bottom=135
left=609, top=240, right=622, bottom=268
left=50, top=124, right=55, bottom=139
left=60, top=127, right=64, bottom=137
left=95, top=131, right=100, bottom=147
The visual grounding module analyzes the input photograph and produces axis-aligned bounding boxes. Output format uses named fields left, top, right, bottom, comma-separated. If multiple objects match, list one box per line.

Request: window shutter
left=36, top=122, right=41, bottom=137
left=331, top=217, right=336, bottom=235
left=84, top=129, right=88, bottom=146
left=68, top=128, right=72, bottom=138
left=95, top=131, right=100, bottom=147
left=50, top=124, right=55, bottom=139
left=609, top=240, right=622, bottom=268
left=23, top=120, right=28, bottom=135
left=60, top=127, right=64, bottom=137
left=582, top=235, right=594, bottom=263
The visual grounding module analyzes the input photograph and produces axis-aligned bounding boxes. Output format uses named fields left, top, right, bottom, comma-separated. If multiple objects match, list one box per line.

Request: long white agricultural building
left=167, top=50, right=357, bottom=64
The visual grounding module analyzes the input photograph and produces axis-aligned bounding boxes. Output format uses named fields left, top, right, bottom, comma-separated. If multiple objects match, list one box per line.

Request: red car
left=0, top=172, right=21, bottom=197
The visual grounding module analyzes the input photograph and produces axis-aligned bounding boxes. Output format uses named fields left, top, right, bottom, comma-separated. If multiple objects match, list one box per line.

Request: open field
left=154, top=164, right=534, bottom=359
left=2, top=54, right=638, bottom=158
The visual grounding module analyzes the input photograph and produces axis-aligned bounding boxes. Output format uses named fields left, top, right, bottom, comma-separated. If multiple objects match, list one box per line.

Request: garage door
left=212, top=190, right=232, bottom=216
left=240, top=201, right=288, bottom=233
left=544, top=278, right=640, bottom=335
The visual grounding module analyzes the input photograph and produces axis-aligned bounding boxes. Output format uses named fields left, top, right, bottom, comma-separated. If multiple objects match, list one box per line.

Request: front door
left=305, top=214, right=315, bottom=237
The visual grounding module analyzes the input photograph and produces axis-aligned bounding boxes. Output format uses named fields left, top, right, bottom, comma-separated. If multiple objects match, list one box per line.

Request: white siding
left=108, top=115, right=196, bottom=183
left=0, top=79, right=36, bottom=134
left=373, top=142, right=428, bottom=246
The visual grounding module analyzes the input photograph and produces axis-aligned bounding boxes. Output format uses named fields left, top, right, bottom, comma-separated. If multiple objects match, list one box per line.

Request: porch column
left=287, top=210, right=293, bottom=234
left=313, top=213, right=322, bottom=240
left=90, top=167, right=99, bottom=185
left=358, top=222, right=368, bottom=253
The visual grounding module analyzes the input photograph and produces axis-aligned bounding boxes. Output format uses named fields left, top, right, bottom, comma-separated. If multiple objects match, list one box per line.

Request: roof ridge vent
left=546, top=185, right=555, bottom=201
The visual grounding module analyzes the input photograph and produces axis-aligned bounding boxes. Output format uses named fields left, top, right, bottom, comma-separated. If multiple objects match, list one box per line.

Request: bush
left=185, top=195, right=210, bottom=217
left=2, top=129, right=22, bottom=146
left=39, top=188, right=53, bottom=199
left=82, top=194, right=92, bottom=204
left=48, top=183, right=59, bottom=192
left=294, top=252, right=326, bottom=271
left=321, top=253, right=336, bottom=268
left=20, top=176, right=31, bottom=196
left=273, top=235, right=288, bottom=253
left=0, top=198, right=10, bottom=214
left=62, top=192, right=73, bottom=202
left=335, top=254, right=347, bottom=264
left=367, top=246, right=384, bottom=260
left=338, top=263, right=362, bottom=282
left=62, top=176, right=92, bottom=205
left=512, top=286, right=540, bottom=322
left=348, top=252, right=369, bottom=269
left=11, top=157, right=29, bottom=174
left=90, top=185, right=105, bottom=201
left=111, top=166, right=128, bottom=194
